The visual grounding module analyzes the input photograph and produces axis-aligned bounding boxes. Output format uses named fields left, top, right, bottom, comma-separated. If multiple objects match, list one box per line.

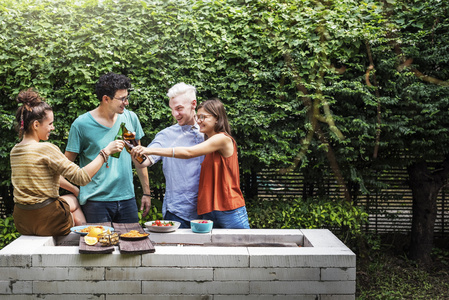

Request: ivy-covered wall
left=1, top=0, right=448, bottom=206
left=0, top=0, right=369, bottom=192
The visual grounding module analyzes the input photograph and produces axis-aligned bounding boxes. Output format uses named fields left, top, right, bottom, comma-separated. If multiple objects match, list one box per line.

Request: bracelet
left=99, top=151, right=106, bottom=161
left=99, top=149, right=109, bottom=168
left=100, top=149, right=109, bottom=161
left=172, top=147, right=175, bottom=158
left=143, top=194, right=151, bottom=197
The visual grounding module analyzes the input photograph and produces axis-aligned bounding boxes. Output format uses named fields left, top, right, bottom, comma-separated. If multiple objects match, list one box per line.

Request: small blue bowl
left=190, top=220, right=213, bottom=233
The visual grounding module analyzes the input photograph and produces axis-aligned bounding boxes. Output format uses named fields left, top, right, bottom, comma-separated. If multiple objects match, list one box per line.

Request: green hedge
left=0, top=215, right=19, bottom=249
left=247, top=197, right=368, bottom=239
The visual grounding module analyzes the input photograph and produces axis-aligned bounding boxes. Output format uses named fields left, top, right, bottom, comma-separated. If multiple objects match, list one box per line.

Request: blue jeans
left=200, top=206, right=250, bottom=229
left=82, top=198, right=139, bottom=223
left=164, top=211, right=192, bottom=229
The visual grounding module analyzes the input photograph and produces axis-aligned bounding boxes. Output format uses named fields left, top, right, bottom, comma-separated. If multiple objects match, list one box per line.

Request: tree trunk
left=407, top=160, right=448, bottom=265
left=243, top=169, right=258, bottom=200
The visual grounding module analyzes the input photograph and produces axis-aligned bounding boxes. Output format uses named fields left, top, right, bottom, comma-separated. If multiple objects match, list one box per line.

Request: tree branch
left=365, top=41, right=382, bottom=159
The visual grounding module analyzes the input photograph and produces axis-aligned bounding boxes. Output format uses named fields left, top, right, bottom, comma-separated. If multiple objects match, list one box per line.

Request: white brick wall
left=0, top=229, right=355, bottom=299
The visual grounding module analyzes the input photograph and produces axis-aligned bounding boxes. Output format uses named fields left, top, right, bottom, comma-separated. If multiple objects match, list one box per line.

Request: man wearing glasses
left=135, top=82, right=204, bottom=228
left=64, top=72, right=151, bottom=223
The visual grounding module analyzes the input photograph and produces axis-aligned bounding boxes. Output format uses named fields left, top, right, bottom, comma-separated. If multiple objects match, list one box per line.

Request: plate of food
left=144, top=220, right=181, bottom=233
left=119, top=230, right=149, bottom=240
left=70, top=225, right=114, bottom=236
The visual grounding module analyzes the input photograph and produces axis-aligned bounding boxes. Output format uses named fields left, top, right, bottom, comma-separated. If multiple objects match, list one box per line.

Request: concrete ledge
left=211, top=228, right=304, bottom=245
left=301, top=229, right=348, bottom=247
left=0, top=229, right=355, bottom=299
left=146, top=228, right=304, bottom=245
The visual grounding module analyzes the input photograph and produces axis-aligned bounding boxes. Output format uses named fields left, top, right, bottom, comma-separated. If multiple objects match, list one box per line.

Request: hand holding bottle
left=103, top=140, right=125, bottom=156
left=111, top=122, right=126, bottom=158
left=121, top=130, right=146, bottom=164
left=83, top=140, right=124, bottom=176
left=124, top=139, right=147, bottom=164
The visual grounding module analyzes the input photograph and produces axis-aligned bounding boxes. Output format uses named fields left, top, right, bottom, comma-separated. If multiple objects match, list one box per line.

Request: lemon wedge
left=87, top=227, right=103, bottom=238
left=84, top=236, right=98, bottom=246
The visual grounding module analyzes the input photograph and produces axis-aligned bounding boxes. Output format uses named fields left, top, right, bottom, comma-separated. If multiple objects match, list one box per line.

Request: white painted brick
left=321, top=295, right=356, bottom=300
left=0, top=267, right=104, bottom=281
left=37, top=244, right=110, bottom=254
left=248, top=247, right=355, bottom=268
left=321, top=267, right=356, bottom=281
left=215, top=296, right=319, bottom=300
left=106, top=267, right=213, bottom=281
left=40, top=296, right=104, bottom=300
left=142, top=280, right=249, bottom=295
left=0, top=280, right=12, bottom=294
left=0, top=255, right=31, bottom=267
left=0, top=295, right=104, bottom=300
left=142, top=247, right=249, bottom=267
left=250, top=281, right=356, bottom=294
left=214, top=267, right=320, bottom=281
left=32, top=252, right=141, bottom=267
left=108, top=296, right=211, bottom=300
left=12, top=281, right=32, bottom=294
left=33, top=280, right=141, bottom=294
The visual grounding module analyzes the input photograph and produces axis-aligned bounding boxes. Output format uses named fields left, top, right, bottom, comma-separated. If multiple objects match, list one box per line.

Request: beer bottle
left=111, top=122, right=125, bottom=158
left=123, top=139, right=147, bottom=164
left=122, top=125, right=147, bottom=164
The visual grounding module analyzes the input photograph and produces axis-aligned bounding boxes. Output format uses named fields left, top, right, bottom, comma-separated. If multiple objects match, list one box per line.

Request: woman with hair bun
left=10, top=88, right=124, bottom=236
left=132, top=98, right=250, bottom=229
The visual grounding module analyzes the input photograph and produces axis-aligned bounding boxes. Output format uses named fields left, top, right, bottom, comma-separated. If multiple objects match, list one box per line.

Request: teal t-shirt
left=65, top=109, right=144, bottom=205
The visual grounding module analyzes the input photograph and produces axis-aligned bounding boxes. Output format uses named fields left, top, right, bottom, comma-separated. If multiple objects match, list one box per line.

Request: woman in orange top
left=132, top=98, right=249, bottom=229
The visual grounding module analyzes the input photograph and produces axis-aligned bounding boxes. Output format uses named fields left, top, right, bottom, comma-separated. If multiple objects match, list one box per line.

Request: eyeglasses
left=113, top=95, right=130, bottom=102
left=195, top=114, right=214, bottom=122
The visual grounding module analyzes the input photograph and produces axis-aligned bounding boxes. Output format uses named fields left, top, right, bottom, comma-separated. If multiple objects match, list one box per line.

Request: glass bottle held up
left=122, top=125, right=147, bottom=164
left=111, top=122, right=125, bottom=158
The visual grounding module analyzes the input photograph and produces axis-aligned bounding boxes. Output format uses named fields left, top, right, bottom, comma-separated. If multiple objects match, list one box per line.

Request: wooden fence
left=256, top=168, right=448, bottom=236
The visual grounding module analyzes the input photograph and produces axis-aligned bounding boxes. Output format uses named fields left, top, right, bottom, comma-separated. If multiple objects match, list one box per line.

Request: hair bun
left=16, top=88, right=43, bottom=110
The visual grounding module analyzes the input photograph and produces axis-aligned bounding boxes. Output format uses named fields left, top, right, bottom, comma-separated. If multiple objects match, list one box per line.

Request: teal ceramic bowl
left=190, top=220, right=213, bottom=233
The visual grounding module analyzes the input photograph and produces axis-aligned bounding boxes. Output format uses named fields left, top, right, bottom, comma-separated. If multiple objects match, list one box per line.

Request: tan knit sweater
left=10, top=142, right=91, bottom=205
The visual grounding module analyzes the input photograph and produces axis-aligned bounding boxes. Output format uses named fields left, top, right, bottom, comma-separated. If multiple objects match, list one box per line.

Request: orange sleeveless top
left=197, top=133, right=245, bottom=215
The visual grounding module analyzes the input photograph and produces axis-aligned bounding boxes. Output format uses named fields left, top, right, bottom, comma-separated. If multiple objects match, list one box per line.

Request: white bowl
left=144, top=220, right=181, bottom=233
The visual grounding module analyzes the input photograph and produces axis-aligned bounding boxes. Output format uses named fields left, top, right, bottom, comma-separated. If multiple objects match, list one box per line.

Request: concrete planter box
left=0, top=228, right=355, bottom=299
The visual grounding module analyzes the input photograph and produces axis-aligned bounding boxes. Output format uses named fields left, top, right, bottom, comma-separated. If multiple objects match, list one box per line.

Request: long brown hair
left=15, top=88, right=52, bottom=138
left=197, top=98, right=231, bottom=137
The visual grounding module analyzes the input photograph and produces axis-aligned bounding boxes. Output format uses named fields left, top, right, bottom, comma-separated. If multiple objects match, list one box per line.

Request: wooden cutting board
left=78, top=222, right=115, bottom=254
left=79, top=236, right=115, bottom=254
left=113, top=222, right=155, bottom=254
